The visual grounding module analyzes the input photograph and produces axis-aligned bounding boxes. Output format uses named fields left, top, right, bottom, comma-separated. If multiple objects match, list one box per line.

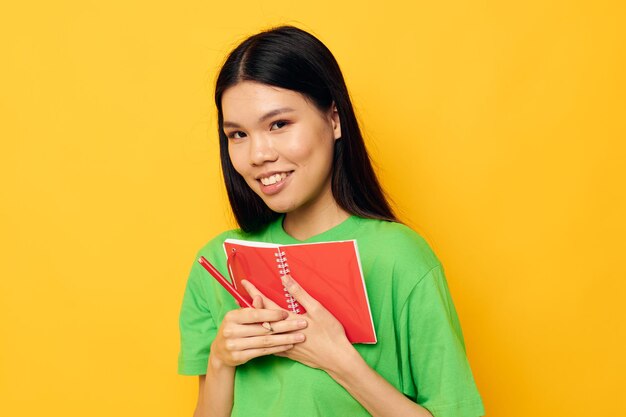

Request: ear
left=330, top=102, right=341, bottom=140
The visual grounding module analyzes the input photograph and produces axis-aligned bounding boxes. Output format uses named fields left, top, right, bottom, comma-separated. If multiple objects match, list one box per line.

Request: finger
left=225, top=318, right=308, bottom=338
left=241, top=280, right=283, bottom=310
left=280, top=274, right=320, bottom=312
left=236, top=344, right=294, bottom=362
left=234, top=307, right=288, bottom=325
left=252, top=294, right=264, bottom=309
left=226, top=333, right=305, bottom=352
left=239, top=281, right=283, bottom=331
left=250, top=295, right=274, bottom=332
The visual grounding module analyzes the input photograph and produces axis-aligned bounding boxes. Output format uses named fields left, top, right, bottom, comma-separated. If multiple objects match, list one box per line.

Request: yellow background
left=1, top=1, right=624, bottom=416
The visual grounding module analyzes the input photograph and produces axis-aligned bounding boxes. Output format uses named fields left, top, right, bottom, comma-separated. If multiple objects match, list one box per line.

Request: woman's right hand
left=209, top=295, right=308, bottom=368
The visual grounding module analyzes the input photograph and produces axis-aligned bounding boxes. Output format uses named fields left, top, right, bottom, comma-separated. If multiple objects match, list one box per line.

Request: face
left=221, top=81, right=341, bottom=216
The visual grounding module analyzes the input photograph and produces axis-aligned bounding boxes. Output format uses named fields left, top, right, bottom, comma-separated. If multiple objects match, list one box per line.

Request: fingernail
left=295, top=334, right=305, bottom=341
left=297, top=319, right=307, bottom=327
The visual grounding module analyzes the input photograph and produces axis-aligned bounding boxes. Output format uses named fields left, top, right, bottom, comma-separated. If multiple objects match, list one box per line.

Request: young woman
left=178, top=26, right=484, bottom=417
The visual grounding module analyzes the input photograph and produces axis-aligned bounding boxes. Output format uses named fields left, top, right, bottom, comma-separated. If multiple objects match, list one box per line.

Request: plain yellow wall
left=1, top=1, right=624, bottom=416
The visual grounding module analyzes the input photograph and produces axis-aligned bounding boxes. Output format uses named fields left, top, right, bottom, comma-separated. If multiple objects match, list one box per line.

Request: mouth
left=257, top=171, right=293, bottom=186
left=256, top=171, right=294, bottom=196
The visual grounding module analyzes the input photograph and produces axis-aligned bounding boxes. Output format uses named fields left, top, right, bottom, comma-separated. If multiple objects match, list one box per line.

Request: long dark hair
left=215, top=25, right=396, bottom=233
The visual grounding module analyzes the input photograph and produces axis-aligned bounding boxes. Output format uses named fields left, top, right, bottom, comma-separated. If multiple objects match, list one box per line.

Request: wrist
left=325, top=344, right=364, bottom=381
left=207, top=351, right=235, bottom=376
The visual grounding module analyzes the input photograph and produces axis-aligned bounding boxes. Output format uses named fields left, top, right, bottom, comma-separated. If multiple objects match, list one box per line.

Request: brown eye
left=229, top=131, right=246, bottom=139
left=270, top=120, right=288, bottom=130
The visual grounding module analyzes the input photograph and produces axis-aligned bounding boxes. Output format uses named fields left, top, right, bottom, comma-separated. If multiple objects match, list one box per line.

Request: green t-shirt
left=178, top=215, right=485, bottom=417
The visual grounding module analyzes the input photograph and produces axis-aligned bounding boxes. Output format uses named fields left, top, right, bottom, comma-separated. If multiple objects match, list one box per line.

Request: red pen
left=198, top=256, right=252, bottom=308
left=197, top=256, right=273, bottom=331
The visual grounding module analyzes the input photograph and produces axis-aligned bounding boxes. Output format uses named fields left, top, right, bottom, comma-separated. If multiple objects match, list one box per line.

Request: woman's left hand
left=242, top=276, right=435, bottom=417
left=240, top=275, right=355, bottom=372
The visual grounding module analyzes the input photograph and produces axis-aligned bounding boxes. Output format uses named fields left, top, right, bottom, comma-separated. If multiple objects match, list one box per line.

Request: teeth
left=260, top=172, right=288, bottom=186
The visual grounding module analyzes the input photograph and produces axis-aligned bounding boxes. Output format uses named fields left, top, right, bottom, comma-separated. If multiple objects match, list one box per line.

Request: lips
left=259, top=172, right=289, bottom=186
left=256, top=171, right=293, bottom=196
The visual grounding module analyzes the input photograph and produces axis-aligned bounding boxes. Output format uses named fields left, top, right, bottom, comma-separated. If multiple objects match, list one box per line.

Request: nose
left=249, top=134, right=278, bottom=166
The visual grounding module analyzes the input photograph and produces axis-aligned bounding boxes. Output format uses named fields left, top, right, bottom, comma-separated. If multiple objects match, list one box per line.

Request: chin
left=263, top=199, right=298, bottom=214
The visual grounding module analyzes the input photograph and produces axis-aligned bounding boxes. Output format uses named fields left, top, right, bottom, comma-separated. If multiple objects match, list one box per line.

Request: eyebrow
left=223, top=107, right=296, bottom=129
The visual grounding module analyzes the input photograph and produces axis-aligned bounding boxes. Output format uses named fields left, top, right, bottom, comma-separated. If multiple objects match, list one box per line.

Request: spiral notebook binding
left=274, top=249, right=301, bottom=313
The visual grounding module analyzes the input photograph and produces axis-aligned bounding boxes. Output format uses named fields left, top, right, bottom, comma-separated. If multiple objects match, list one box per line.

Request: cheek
left=286, top=127, right=334, bottom=165
left=227, top=145, right=246, bottom=174
left=284, top=141, right=314, bottom=163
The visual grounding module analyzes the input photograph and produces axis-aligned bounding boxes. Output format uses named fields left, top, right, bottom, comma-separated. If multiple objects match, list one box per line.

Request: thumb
left=252, top=294, right=264, bottom=309
left=281, top=274, right=320, bottom=312
left=241, top=279, right=282, bottom=310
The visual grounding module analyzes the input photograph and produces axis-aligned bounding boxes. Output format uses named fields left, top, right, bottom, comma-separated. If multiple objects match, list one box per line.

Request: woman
left=178, top=26, right=484, bottom=417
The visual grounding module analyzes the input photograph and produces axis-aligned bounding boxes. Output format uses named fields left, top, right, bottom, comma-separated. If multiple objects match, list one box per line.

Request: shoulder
left=196, top=228, right=244, bottom=257
left=194, top=222, right=274, bottom=260
left=355, top=217, right=442, bottom=281
left=355, top=217, right=439, bottom=262
left=183, top=226, right=258, bottom=293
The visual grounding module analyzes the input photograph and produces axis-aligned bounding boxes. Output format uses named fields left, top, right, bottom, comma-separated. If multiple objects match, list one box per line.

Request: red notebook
left=223, top=238, right=377, bottom=344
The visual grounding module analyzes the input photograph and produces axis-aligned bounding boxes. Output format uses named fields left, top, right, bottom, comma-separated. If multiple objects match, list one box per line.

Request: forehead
left=221, top=81, right=313, bottom=120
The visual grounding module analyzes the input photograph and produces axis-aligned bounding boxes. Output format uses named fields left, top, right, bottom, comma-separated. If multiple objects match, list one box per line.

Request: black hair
left=215, top=25, right=396, bottom=233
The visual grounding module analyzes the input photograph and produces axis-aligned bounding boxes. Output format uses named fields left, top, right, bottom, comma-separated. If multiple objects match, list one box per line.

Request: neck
left=283, top=203, right=350, bottom=241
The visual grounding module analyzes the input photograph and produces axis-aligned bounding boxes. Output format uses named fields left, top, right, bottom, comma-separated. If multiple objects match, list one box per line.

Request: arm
left=242, top=278, right=433, bottom=417
left=326, top=349, right=433, bottom=417
left=194, top=365, right=234, bottom=417
left=193, top=297, right=308, bottom=417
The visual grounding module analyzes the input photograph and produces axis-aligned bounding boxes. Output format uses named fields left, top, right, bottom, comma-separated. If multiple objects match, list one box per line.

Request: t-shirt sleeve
left=177, top=255, right=218, bottom=375
left=404, top=265, right=485, bottom=417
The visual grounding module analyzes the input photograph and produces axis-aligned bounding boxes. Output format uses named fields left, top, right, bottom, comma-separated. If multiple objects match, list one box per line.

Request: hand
left=241, top=275, right=355, bottom=372
left=209, top=295, right=308, bottom=369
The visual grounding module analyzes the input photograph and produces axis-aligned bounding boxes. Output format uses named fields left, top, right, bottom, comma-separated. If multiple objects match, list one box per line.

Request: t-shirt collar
left=269, top=214, right=362, bottom=244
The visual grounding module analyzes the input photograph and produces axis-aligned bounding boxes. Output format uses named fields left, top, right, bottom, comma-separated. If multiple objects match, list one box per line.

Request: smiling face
left=221, top=81, right=342, bottom=218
